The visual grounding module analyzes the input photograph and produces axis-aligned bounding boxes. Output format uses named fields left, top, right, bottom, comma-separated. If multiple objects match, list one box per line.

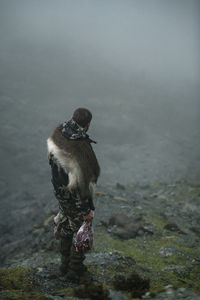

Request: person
left=47, top=108, right=100, bottom=282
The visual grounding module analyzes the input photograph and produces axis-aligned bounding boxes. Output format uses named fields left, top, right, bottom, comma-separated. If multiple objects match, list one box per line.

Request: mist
left=0, top=1, right=200, bottom=294
left=0, top=0, right=199, bottom=195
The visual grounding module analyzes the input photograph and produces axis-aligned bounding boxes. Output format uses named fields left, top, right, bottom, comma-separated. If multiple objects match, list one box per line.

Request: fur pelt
left=47, top=124, right=100, bottom=200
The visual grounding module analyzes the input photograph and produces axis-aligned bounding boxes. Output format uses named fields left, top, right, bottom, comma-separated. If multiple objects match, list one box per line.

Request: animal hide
left=47, top=124, right=100, bottom=200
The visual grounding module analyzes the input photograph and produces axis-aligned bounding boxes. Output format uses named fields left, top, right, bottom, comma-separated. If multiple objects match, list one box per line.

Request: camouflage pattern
left=55, top=188, right=88, bottom=238
left=54, top=187, right=89, bottom=274
left=54, top=189, right=88, bottom=274
left=49, top=153, right=92, bottom=275
left=49, top=153, right=91, bottom=218
left=59, top=234, right=73, bottom=268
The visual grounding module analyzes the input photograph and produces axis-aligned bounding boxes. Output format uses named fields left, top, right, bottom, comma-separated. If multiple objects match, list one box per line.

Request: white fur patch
left=47, top=137, right=82, bottom=190
left=89, top=182, right=96, bottom=198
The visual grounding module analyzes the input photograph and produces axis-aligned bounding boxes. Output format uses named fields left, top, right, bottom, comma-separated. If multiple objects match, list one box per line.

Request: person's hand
left=83, top=210, right=94, bottom=222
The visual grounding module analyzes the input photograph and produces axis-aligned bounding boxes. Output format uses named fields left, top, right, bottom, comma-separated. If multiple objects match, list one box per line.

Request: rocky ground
left=1, top=181, right=200, bottom=299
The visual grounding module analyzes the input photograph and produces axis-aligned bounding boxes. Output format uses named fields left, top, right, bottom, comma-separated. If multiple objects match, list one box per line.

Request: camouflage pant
left=54, top=186, right=86, bottom=239
left=53, top=187, right=87, bottom=270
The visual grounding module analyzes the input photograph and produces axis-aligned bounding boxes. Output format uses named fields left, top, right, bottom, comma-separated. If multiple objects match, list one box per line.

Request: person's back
left=47, top=108, right=100, bottom=282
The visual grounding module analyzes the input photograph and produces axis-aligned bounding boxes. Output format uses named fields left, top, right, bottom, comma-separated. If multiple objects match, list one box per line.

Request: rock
left=164, top=223, right=186, bottom=234
left=114, top=196, right=128, bottom=202
left=110, top=224, right=140, bottom=239
left=108, top=214, right=129, bottom=227
left=113, top=272, right=150, bottom=298
left=116, top=183, right=126, bottom=190
left=190, top=226, right=200, bottom=236
left=143, top=286, right=200, bottom=300
left=109, top=289, right=129, bottom=300
left=73, top=281, right=111, bottom=300
left=107, top=214, right=152, bottom=239
left=1, top=181, right=200, bottom=299
left=159, top=246, right=182, bottom=257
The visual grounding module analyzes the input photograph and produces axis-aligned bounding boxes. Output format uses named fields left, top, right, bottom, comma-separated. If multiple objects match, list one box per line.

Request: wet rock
left=113, top=272, right=150, bottom=298
left=108, top=224, right=140, bottom=239
left=109, top=289, right=129, bottom=300
left=190, top=226, right=200, bottom=236
left=159, top=246, right=182, bottom=257
left=164, top=223, right=186, bottom=234
left=144, top=286, right=200, bottom=299
left=116, top=183, right=126, bottom=190
left=108, top=214, right=131, bottom=227
left=150, top=189, right=165, bottom=199
left=107, top=214, right=152, bottom=239
left=86, top=251, right=136, bottom=270
left=162, top=265, right=187, bottom=277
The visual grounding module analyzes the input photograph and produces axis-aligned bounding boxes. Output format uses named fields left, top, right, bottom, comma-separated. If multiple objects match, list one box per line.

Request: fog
left=0, top=0, right=199, bottom=199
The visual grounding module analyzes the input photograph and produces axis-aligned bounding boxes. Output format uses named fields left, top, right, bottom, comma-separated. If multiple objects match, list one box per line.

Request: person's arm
left=83, top=210, right=94, bottom=222
left=49, top=154, right=69, bottom=194
left=82, top=195, right=95, bottom=221
left=89, top=197, right=95, bottom=211
left=80, top=199, right=91, bottom=217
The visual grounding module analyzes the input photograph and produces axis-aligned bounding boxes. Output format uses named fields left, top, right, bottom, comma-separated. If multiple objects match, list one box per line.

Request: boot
left=59, top=234, right=73, bottom=275
left=66, top=245, right=88, bottom=283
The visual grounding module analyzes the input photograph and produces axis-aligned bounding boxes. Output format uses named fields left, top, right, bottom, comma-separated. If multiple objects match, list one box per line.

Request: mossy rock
left=59, top=287, right=74, bottom=297
left=94, top=223, right=200, bottom=293
left=0, top=267, right=50, bottom=300
left=0, top=267, right=34, bottom=291
left=0, top=290, right=49, bottom=300
left=113, top=272, right=150, bottom=298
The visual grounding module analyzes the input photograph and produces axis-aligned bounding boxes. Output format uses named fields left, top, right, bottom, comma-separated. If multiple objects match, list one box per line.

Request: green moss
left=126, top=181, right=200, bottom=201
left=0, top=290, right=49, bottom=300
left=60, top=287, right=74, bottom=297
left=87, top=265, right=103, bottom=276
left=0, top=267, right=33, bottom=291
left=187, top=265, right=200, bottom=291
left=94, top=226, right=200, bottom=293
left=0, top=267, right=49, bottom=300
left=179, top=186, right=200, bottom=197
left=143, top=214, right=168, bottom=231
left=149, top=285, right=166, bottom=296
left=87, top=264, right=119, bottom=289
left=106, top=265, right=119, bottom=277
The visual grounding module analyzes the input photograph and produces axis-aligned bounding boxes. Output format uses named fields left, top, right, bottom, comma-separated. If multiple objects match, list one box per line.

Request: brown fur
left=49, top=124, right=100, bottom=199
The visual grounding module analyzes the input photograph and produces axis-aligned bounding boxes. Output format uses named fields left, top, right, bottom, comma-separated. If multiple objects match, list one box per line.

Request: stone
left=164, top=223, right=186, bottom=234
left=107, top=214, right=153, bottom=239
